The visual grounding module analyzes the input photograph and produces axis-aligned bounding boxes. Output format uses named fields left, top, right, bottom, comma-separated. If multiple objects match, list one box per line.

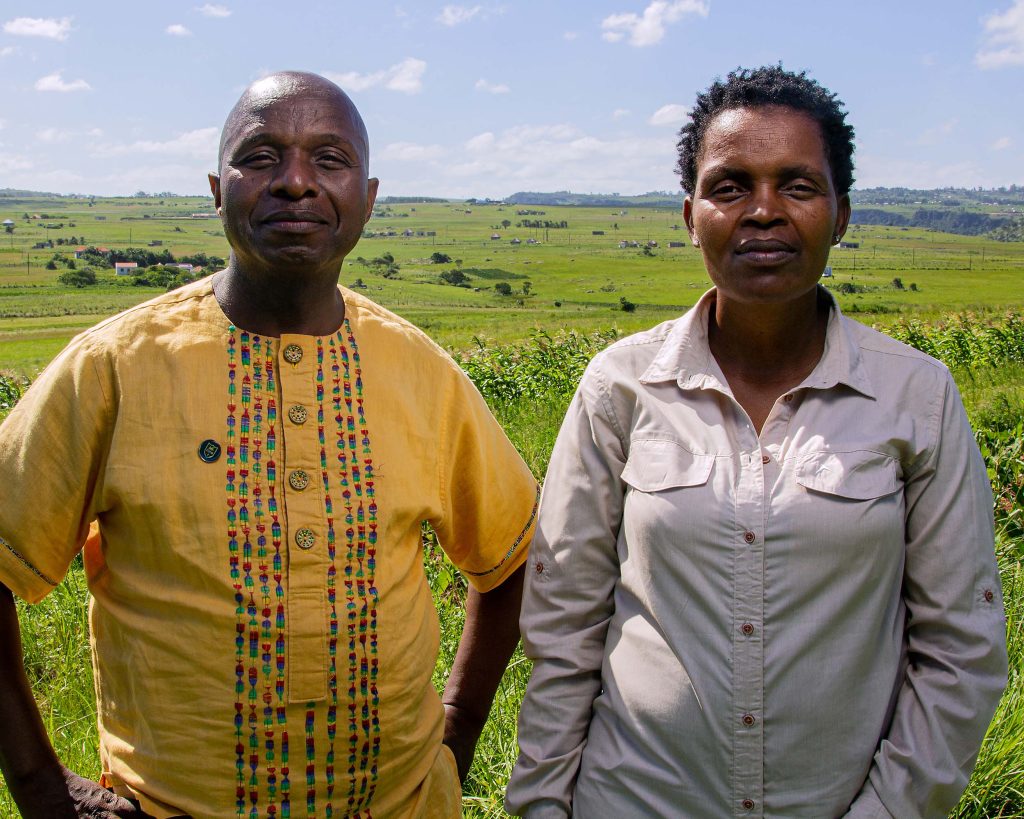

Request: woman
left=505, top=67, right=1007, bottom=819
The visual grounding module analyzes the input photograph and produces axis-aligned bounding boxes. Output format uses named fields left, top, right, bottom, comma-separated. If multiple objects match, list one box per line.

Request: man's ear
left=365, top=177, right=380, bottom=223
left=209, top=173, right=222, bottom=212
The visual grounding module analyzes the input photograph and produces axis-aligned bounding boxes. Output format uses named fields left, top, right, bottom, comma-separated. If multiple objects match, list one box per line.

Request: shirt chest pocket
left=794, top=450, right=901, bottom=500
left=620, top=439, right=714, bottom=493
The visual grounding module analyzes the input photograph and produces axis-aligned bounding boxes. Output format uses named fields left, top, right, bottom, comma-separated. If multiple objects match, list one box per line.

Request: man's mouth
left=261, top=210, right=328, bottom=231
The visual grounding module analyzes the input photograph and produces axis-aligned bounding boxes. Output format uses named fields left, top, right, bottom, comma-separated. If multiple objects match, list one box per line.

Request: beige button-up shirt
left=506, top=289, right=1007, bottom=819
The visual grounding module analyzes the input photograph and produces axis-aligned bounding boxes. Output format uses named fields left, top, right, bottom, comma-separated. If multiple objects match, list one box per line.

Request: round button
left=283, top=344, right=304, bottom=364
left=288, top=404, right=308, bottom=425
left=742, top=799, right=755, bottom=811
left=741, top=713, right=756, bottom=726
left=743, top=531, right=756, bottom=544
left=983, top=589, right=994, bottom=603
left=294, top=528, right=315, bottom=550
left=535, top=562, right=545, bottom=574
left=741, top=623, right=755, bottom=636
left=288, top=469, right=310, bottom=491
left=761, top=454, right=770, bottom=464
left=783, top=394, right=793, bottom=403
left=198, top=438, right=221, bottom=463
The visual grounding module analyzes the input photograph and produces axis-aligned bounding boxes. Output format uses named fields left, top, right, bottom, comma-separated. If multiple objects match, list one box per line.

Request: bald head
left=217, top=71, right=369, bottom=173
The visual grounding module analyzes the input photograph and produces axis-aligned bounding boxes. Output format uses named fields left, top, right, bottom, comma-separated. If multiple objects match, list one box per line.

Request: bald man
left=0, top=72, right=538, bottom=818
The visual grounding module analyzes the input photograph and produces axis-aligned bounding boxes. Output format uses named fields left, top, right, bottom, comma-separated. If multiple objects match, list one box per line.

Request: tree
left=891, top=277, right=905, bottom=290
left=440, top=269, right=470, bottom=287
left=619, top=296, right=637, bottom=313
left=58, top=267, right=97, bottom=288
left=494, top=282, right=513, bottom=296
left=430, top=252, right=452, bottom=264
left=3, top=224, right=13, bottom=235
left=501, top=219, right=511, bottom=229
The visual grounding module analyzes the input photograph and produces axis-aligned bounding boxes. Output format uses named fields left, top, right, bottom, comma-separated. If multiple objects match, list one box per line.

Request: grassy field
left=1, top=195, right=1023, bottom=817
left=2, top=195, right=1024, bottom=373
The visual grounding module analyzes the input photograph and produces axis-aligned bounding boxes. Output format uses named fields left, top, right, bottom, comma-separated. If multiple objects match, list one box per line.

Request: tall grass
left=1, top=314, right=1022, bottom=818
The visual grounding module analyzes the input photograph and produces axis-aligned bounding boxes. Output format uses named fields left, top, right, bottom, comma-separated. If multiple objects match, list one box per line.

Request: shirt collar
left=640, top=286, right=876, bottom=399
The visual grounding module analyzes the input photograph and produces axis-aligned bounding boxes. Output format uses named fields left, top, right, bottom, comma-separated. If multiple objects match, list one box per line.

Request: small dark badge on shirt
left=198, top=439, right=222, bottom=463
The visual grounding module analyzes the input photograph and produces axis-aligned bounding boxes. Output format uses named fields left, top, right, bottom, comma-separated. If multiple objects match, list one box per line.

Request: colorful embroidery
left=226, top=323, right=376, bottom=815
left=335, top=323, right=380, bottom=813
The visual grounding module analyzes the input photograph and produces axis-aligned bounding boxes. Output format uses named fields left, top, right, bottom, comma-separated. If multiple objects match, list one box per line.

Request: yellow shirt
left=0, top=277, right=538, bottom=818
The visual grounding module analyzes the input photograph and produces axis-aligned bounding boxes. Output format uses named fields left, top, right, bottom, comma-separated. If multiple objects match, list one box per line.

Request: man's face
left=210, top=82, right=379, bottom=280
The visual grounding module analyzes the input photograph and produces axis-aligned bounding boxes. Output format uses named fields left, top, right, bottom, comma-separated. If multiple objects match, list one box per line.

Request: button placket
left=732, top=431, right=765, bottom=809
left=277, top=335, right=329, bottom=703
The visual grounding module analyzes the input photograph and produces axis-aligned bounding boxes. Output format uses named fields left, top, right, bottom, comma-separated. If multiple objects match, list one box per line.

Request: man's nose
left=270, top=152, right=318, bottom=199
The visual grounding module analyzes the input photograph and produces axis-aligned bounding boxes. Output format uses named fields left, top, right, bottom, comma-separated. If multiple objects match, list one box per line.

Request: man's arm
left=0, top=582, right=145, bottom=818
left=441, top=562, right=526, bottom=783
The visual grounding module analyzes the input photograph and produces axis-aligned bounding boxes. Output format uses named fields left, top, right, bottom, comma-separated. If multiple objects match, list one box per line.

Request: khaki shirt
left=0, top=277, right=538, bottom=818
left=507, top=288, right=1006, bottom=819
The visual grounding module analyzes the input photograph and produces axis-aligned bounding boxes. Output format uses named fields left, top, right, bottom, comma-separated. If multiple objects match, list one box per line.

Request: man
left=0, top=72, right=538, bottom=818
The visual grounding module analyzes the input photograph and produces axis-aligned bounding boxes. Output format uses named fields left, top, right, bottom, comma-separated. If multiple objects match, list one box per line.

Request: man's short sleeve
left=0, top=336, right=113, bottom=603
left=431, top=364, right=539, bottom=593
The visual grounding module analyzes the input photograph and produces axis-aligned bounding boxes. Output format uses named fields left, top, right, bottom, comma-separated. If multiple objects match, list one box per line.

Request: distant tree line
left=849, top=208, right=1010, bottom=236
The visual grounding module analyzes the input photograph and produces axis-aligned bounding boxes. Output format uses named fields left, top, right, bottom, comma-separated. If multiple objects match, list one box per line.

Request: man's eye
left=240, top=152, right=275, bottom=167
left=711, top=183, right=743, bottom=198
left=318, top=152, right=352, bottom=167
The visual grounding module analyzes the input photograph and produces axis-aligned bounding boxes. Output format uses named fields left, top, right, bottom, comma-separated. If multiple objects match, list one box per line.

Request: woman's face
left=683, top=105, right=850, bottom=306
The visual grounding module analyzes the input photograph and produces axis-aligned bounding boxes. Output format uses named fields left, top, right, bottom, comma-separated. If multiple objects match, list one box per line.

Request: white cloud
left=35, top=72, right=92, bottom=92
left=37, top=127, right=71, bottom=143
left=649, top=103, right=688, bottom=126
left=601, top=0, right=708, bottom=47
left=326, top=58, right=427, bottom=94
left=563, top=31, right=579, bottom=40
left=3, top=16, right=72, bottom=40
left=475, top=78, right=510, bottom=94
left=976, top=0, right=1024, bottom=68
left=613, top=108, right=631, bottom=119
left=0, top=119, right=6, bottom=130
left=437, top=5, right=482, bottom=25
left=915, top=117, right=958, bottom=146
left=197, top=4, right=232, bottom=17
left=379, top=142, right=446, bottom=161
left=992, top=136, right=1013, bottom=150
left=97, top=127, right=219, bottom=159
left=0, top=155, right=32, bottom=172
left=166, top=24, right=192, bottom=36
left=0, top=46, right=16, bottom=57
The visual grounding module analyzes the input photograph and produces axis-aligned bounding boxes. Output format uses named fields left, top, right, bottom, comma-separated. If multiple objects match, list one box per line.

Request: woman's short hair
left=676, top=65, right=856, bottom=196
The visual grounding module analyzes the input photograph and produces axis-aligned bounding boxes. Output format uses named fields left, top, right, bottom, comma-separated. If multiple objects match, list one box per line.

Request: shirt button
left=294, top=528, right=315, bottom=550
left=742, top=713, right=756, bottom=726
left=283, top=344, right=303, bottom=364
left=288, top=469, right=310, bottom=491
left=983, top=589, right=994, bottom=603
left=761, top=454, right=770, bottom=464
left=288, top=404, right=308, bottom=425
left=783, top=393, right=793, bottom=402
left=742, top=799, right=755, bottom=811
left=741, top=622, right=755, bottom=636
left=743, top=531, right=756, bottom=544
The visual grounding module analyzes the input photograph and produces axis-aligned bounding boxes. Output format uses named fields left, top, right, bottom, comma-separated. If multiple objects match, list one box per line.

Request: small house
left=115, top=262, right=138, bottom=276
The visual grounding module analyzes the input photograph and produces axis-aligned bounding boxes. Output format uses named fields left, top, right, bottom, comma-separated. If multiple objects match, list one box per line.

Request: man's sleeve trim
left=0, top=535, right=58, bottom=587
left=463, top=484, right=540, bottom=578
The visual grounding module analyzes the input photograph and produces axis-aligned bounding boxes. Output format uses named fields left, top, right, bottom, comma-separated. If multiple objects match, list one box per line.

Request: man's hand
left=7, top=765, right=152, bottom=818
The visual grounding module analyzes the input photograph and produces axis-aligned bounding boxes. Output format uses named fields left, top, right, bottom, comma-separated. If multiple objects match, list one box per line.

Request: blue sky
left=1, top=1, right=1022, bottom=198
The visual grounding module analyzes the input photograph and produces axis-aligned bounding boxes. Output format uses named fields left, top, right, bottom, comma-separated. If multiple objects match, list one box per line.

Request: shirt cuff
left=0, top=534, right=59, bottom=604
left=519, top=799, right=571, bottom=819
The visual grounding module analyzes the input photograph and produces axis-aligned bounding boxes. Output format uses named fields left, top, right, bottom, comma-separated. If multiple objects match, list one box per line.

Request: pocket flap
left=795, top=450, right=899, bottom=500
left=621, top=439, right=714, bottom=492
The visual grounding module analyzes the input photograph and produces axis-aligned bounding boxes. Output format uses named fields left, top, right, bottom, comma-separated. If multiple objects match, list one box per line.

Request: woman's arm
left=504, top=370, right=627, bottom=817
left=844, top=374, right=1008, bottom=819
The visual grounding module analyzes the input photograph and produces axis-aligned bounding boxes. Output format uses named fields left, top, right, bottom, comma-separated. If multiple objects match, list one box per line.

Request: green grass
left=1, top=195, right=1023, bottom=816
